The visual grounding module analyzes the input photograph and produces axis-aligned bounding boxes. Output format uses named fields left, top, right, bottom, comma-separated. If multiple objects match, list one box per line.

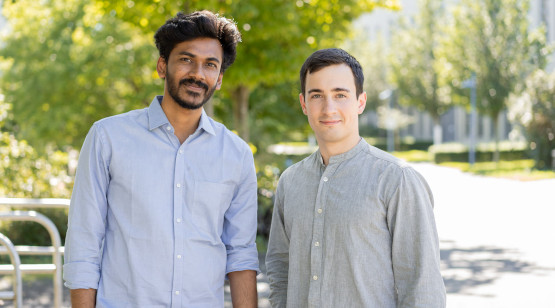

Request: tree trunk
left=433, top=117, right=442, bottom=145
left=231, top=85, right=250, bottom=142
left=493, top=114, right=500, bottom=163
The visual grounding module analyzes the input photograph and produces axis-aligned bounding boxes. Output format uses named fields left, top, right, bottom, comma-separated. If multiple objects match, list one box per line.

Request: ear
left=357, top=91, right=367, bottom=115
left=215, top=72, right=223, bottom=90
left=156, top=57, right=167, bottom=79
left=299, top=93, right=308, bottom=115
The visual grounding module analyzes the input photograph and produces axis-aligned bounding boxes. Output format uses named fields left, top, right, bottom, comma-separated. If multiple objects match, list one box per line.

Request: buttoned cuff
left=63, top=261, right=101, bottom=289
left=225, top=243, right=260, bottom=275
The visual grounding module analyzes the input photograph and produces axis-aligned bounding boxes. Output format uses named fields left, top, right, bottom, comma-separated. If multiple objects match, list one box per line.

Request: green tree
left=92, top=0, right=400, bottom=142
left=345, top=33, right=390, bottom=113
left=0, top=97, right=73, bottom=247
left=440, top=0, right=546, bottom=161
left=0, top=0, right=161, bottom=149
left=508, top=69, right=555, bottom=169
left=389, top=0, right=452, bottom=145
left=1, top=0, right=399, bottom=148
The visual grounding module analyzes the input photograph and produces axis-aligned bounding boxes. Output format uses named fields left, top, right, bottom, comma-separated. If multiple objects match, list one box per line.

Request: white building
left=355, top=0, right=554, bottom=144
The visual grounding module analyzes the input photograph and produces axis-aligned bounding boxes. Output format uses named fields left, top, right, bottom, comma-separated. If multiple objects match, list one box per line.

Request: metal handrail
left=0, top=211, right=63, bottom=308
left=0, top=232, right=22, bottom=308
left=0, top=198, right=70, bottom=209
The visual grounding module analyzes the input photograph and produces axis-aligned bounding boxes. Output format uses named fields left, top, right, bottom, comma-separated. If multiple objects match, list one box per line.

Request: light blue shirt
left=63, top=96, right=259, bottom=307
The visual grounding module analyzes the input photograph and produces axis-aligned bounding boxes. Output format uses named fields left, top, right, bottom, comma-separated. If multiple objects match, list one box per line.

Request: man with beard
left=63, top=11, right=259, bottom=308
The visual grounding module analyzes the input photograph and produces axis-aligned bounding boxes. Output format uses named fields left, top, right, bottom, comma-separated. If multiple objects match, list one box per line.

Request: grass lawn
left=392, top=151, right=555, bottom=181
left=438, top=160, right=555, bottom=181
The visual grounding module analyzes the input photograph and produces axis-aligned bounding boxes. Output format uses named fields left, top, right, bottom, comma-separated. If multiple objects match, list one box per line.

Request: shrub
left=429, top=141, right=528, bottom=163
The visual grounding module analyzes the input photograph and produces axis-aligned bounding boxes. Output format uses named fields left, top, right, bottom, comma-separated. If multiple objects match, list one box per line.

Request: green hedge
left=429, top=141, right=529, bottom=163
left=364, top=136, right=433, bottom=151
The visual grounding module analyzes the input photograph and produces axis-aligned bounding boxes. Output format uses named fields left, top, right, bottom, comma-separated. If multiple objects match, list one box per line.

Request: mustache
left=180, top=78, right=209, bottom=91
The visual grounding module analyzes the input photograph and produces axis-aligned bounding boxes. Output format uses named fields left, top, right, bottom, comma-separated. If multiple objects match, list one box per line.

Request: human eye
left=311, top=94, right=322, bottom=99
left=336, top=93, right=347, bottom=98
left=180, top=57, right=192, bottom=63
left=206, top=62, right=218, bottom=69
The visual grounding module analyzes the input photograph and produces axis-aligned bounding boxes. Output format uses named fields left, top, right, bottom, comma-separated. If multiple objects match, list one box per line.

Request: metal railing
left=0, top=198, right=69, bottom=308
left=0, top=232, right=22, bottom=308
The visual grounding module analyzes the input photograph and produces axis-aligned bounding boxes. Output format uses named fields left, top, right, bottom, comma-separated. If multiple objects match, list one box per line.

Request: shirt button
left=317, top=209, right=323, bottom=214
left=313, top=275, right=318, bottom=280
left=176, top=183, right=181, bottom=188
left=166, top=126, right=171, bottom=131
left=323, top=177, right=328, bottom=182
left=176, top=218, right=182, bottom=223
left=175, top=291, right=180, bottom=295
left=177, top=254, right=182, bottom=259
left=315, top=241, right=320, bottom=247
left=179, top=149, right=184, bottom=154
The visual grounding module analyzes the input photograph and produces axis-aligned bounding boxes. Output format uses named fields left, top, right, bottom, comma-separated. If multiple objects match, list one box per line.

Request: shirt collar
left=318, top=138, right=367, bottom=166
left=147, top=96, right=169, bottom=130
left=147, top=96, right=216, bottom=136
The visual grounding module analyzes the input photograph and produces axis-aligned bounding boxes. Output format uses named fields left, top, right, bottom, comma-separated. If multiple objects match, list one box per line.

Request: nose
left=322, top=97, right=337, bottom=115
left=188, top=62, right=205, bottom=80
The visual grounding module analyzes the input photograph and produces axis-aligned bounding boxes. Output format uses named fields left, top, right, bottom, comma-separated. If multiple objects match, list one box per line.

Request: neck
left=318, top=135, right=361, bottom=165
left=160, top=96, right=203, bottom=144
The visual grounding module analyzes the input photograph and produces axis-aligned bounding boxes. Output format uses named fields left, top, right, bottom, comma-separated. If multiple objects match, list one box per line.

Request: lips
left=180, top=78, right=208, bottom=92
left=320, top=120, right=341, bottom=125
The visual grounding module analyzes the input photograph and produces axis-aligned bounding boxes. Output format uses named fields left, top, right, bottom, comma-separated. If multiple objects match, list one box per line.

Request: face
left=157, top=37, right=224, bottom=110
left=300, top=64, right=366, bottom=149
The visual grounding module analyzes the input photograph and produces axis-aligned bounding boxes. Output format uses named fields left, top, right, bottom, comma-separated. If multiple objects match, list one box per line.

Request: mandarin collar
left=317, top=138, right=367, bottom=166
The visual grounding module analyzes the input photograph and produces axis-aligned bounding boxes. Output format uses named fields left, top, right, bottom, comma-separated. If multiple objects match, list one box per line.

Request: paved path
left=412, top=163, right=555, bottom=308
left=1, top=163, right=554, bottom=307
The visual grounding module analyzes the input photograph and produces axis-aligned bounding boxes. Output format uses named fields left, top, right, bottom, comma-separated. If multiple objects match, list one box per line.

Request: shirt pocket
left=191, top=181, right=235, bottom=241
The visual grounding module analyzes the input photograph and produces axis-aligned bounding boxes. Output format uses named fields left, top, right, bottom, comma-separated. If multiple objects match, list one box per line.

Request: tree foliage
left=1, top=0, right=161, bottom=149
left=439, top=0, right=547, bottom=160
left=389, top=0, right=452, bottom=144
left=508, top=69, right=555, bottom=169
left=99, top=0, right=401, bottom=142
left=0, top=99, right=74, bottom=246
left=344, top=32, right=390, bottom=113
left=1, top=0, right=399, bottom=148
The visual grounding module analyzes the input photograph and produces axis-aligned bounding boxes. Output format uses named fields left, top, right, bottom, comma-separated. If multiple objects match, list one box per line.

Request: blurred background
left=0, top=0, right=554, bottom=307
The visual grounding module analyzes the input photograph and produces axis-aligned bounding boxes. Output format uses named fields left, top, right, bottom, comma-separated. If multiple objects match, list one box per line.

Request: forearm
left=228, top=270, right=258, bottom=308
left=70, top=288, right=97, bottom=308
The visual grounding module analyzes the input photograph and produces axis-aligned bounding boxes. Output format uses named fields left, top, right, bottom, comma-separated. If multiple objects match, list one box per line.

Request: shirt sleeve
left=63, top=124, right=110, bottom=290
left=222, top=147, right=260, bottom=275
left=265, top=174, right=289, bottom=308
left=387, top=167, right=446, bottom=308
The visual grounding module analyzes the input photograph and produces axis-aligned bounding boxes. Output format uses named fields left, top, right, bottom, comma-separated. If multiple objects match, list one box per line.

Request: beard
left=167, top=73, right=217, bottom=110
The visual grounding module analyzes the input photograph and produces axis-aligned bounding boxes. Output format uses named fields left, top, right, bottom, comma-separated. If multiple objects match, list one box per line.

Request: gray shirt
left=266, top=139, right=446, bottom=308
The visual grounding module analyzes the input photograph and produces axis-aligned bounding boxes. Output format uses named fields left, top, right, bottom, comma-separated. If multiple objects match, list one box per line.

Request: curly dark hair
left=300, top=48, right=364, bottom=97
left=154, top=10, right=242, bottom=73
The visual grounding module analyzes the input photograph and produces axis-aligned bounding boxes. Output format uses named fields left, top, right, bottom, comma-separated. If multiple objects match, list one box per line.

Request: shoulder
left=361, top=143, right=410, bottom=170
left=208, top=117, right=253, bottom=157
left=278, top=151, right=319, bottom=185
left=93, top=108, right=148, bottom=132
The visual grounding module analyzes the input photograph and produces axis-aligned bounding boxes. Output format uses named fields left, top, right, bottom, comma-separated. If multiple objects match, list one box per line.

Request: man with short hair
left=64, top=11, right=259, bottom=307
left=266, top=48, right=446, bottom=307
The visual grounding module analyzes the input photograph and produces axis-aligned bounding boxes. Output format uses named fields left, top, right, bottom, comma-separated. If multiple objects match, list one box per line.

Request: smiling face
left=157, top=37, right=224, bottom=110
left=300, top=64, right=366, bottom=152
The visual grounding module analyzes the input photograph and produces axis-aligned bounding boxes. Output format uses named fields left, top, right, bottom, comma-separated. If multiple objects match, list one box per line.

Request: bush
left=0, top=132, right=74, bottom=247
left=363, top=136, right=433, bottom=151
left=429, top=141, right=528, bottom=163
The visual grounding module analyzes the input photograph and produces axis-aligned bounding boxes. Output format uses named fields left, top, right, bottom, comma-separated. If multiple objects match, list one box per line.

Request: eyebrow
left=307, top=87, right=350, bottom=94
left=178, top=51, right=221, bottom=63
left=331, top=87, right=350, bottom=92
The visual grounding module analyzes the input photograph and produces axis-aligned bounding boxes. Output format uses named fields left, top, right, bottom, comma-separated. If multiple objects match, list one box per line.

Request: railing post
left=0, top=232, right=23, bottom=308
left=0, top=211, right=63, bottom=308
